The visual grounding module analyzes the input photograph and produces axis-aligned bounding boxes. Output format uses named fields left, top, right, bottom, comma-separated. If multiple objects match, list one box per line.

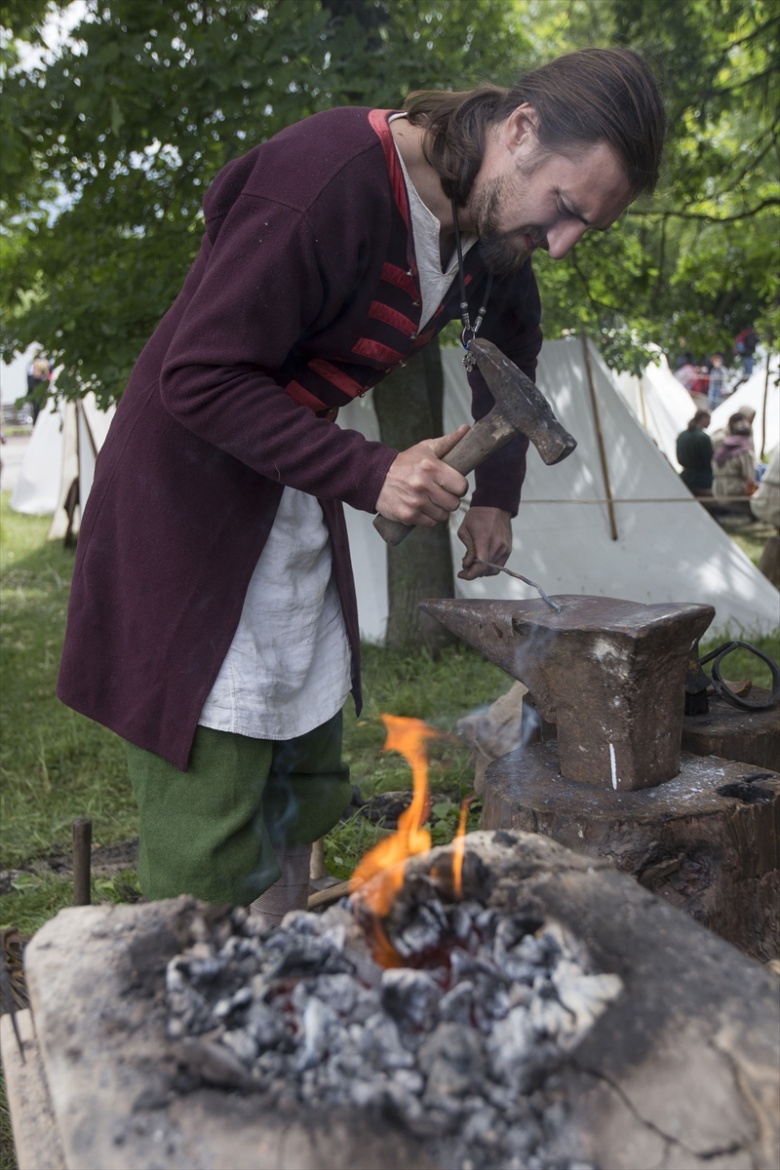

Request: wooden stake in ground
left=72, top=818, right=92, bottom=906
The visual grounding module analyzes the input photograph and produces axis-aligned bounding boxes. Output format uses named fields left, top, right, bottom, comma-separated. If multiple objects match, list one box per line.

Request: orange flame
left=451, top=794, right=476, bottom=899
left=349, top=715, right=439, bottom=917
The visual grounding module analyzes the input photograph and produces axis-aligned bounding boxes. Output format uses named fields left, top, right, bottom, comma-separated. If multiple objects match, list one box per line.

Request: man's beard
left=468, top=173, right=547, bottom=277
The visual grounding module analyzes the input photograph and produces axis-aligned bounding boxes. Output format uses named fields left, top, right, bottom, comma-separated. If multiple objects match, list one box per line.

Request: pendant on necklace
left=463, top=347, right=476, bottom=373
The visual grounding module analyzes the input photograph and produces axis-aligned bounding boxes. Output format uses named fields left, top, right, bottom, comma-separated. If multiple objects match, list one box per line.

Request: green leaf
left=110, top=96, right=125, bottom=136
left=431, top=799, right=459, bottom=821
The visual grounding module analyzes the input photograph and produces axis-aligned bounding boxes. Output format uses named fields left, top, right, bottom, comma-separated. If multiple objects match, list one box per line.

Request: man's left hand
left=457, top=506, right=513, bottom=580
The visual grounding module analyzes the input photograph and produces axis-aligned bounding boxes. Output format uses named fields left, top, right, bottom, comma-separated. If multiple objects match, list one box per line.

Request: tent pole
left=581, top=334, right=619, bottom=540
left=760, top=351, right=770, bottom=463
left=638, top=378, right=649, bottom=430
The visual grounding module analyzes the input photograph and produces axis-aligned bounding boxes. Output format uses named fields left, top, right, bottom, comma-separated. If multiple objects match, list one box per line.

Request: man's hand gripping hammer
left=373, top=339, right=577, bottom=546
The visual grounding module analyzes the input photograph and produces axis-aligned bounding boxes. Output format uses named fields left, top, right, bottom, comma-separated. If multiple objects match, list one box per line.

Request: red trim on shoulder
left=368, top=109, right=410, bottom=230
left=353, top=338, right=406, bottom=365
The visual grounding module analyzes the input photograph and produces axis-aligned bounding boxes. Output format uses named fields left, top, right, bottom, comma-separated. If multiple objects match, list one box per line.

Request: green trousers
left=125, top=713, right=351, bottom=906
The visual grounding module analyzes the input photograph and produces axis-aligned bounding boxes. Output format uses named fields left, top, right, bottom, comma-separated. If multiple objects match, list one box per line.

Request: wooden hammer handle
left=373, top=410, right=511, bottom=546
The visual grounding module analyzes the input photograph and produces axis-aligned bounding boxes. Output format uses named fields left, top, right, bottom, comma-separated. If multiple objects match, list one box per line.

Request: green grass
left=719, top=515, right=775, bottom=570
left=1, top=1082, right=11, bottom=1170
left=2, top=494, right=779, bottom=933
left=2, top=493, right=779, bottom=935
left=0, top=495, right=510, bottom=937
left=0, top=506, right=133, bottom=872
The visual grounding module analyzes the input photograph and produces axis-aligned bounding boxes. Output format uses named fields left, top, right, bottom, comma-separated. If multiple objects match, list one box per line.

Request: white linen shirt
left=198, top=486, right=351, bottom=740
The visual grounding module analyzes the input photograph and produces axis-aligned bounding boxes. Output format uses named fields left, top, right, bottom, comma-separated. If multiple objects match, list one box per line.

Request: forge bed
left=3, top=831, right=779, bottom=1170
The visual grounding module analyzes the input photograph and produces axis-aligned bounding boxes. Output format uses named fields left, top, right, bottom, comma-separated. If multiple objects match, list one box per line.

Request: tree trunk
left=372, top=342, right=460, bottom=653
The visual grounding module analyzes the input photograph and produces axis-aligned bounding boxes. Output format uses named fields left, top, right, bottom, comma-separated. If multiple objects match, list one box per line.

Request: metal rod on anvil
left=473, top=559, right=562, bottom=613
left=72, top=817, right=92, bottom=906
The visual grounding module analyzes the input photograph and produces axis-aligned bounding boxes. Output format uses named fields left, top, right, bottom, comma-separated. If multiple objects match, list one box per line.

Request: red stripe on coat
left=368, top=109, right=410, bottom=229
left=284, top=379, right=329, bottom=412
left=368, top=301, right=418, bottom=335
left=381, top=262, right=418, bottom=299
left=352, top=338, right=406, bottom=365
left=307, top=359, right=364, bottom=398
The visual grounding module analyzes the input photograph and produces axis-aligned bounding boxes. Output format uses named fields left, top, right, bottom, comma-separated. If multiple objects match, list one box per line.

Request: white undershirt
left=198, top=123, right=473, bottom=741
left=198, top=487, right=351, bottom=740
left=390, top=114, right=478, bottom=327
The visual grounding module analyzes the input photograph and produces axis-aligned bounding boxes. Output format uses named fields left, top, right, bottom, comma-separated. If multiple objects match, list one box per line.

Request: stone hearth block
left=405, top=832, right=780, bottom=1170
left=20, top=898, right=435, bottom=1170
left=482, top=743, right=780, bottom=961
left=21, top=832, right=780, bottom=1170
left=419, top=596, right=714, bottom=789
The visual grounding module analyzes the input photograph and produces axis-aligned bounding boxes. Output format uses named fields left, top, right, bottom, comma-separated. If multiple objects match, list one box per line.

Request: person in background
left=711, top=414, right=757, bottom=515
left=710, top=406, right=756, bottom=454
left=734, top=325, right=759, bottom=380
left=705, top=353, right=727, bottom=411
left=750, top=446, right=780, bottom=587
left=25, top=355, right=51, bottom=423
left=676, top=410, right=713, bottom=496
left=674, top=359, right=709, bottom=404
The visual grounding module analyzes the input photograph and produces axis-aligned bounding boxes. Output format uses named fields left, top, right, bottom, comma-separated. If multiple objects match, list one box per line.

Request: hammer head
left=471, top=338, right=576, bottom=466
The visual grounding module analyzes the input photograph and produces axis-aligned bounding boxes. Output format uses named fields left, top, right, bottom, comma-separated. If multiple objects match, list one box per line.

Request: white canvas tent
left=709, top=350, right=779, bottom=461
left=10, top=393, right=115, bottom=540
left=0, top=344, right=38, bottom=409
left=614, top=352, right=696, bottom=470
left=341, top=337, right=779, bottom=643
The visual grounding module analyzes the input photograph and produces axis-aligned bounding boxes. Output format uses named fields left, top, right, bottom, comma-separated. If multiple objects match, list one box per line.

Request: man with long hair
left=58, top=48, right=666, bottom=923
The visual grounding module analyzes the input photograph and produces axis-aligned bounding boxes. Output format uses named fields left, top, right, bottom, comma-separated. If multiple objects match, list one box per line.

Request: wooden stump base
left=682, top=688, right=780, bottom=770
left=481, top=742, right=780, bottom=962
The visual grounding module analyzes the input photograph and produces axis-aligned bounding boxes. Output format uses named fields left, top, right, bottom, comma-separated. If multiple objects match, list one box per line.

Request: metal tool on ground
left=699, top=640, right=780, bottom=711
left=373, top=339, right=577, bottom=546
left=472, top=559, right=562, bottom=613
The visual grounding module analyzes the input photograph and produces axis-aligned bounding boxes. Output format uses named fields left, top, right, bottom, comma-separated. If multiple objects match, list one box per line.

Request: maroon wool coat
left=57, top=107, right=542, bottom=769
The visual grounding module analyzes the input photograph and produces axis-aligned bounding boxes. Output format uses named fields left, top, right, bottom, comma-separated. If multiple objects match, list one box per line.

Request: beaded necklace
left=452, top=196, right=493, bottom=371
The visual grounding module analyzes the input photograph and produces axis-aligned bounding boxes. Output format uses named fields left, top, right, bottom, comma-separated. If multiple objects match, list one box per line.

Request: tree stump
left=682, top=688, right=780, bottom=770
left=481, top=742, right=780, bottom=961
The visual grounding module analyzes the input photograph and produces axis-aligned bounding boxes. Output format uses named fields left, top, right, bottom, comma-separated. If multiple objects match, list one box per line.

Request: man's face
left=466, top=114, right=632, bottom=277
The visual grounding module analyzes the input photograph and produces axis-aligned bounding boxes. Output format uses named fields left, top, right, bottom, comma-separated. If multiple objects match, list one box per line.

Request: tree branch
left=639, top=199, right=780, bottom=224
left=711, top=64, right=779, bottom=98
left=723, top=14, right=780, bottom=53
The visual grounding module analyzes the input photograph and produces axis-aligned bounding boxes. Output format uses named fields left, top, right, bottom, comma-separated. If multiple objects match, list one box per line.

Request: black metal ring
left=703, top=640, right=780, bottom=710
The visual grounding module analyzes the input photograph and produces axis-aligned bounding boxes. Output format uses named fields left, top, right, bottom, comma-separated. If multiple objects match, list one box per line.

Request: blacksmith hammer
left=373, top=339, right=577, bottom=546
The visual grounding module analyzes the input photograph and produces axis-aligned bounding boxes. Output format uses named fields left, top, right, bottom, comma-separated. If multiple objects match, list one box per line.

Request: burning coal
left=165, top=864, right=621, bottom=1170
left=163, top=722, right=621, bottom=1168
